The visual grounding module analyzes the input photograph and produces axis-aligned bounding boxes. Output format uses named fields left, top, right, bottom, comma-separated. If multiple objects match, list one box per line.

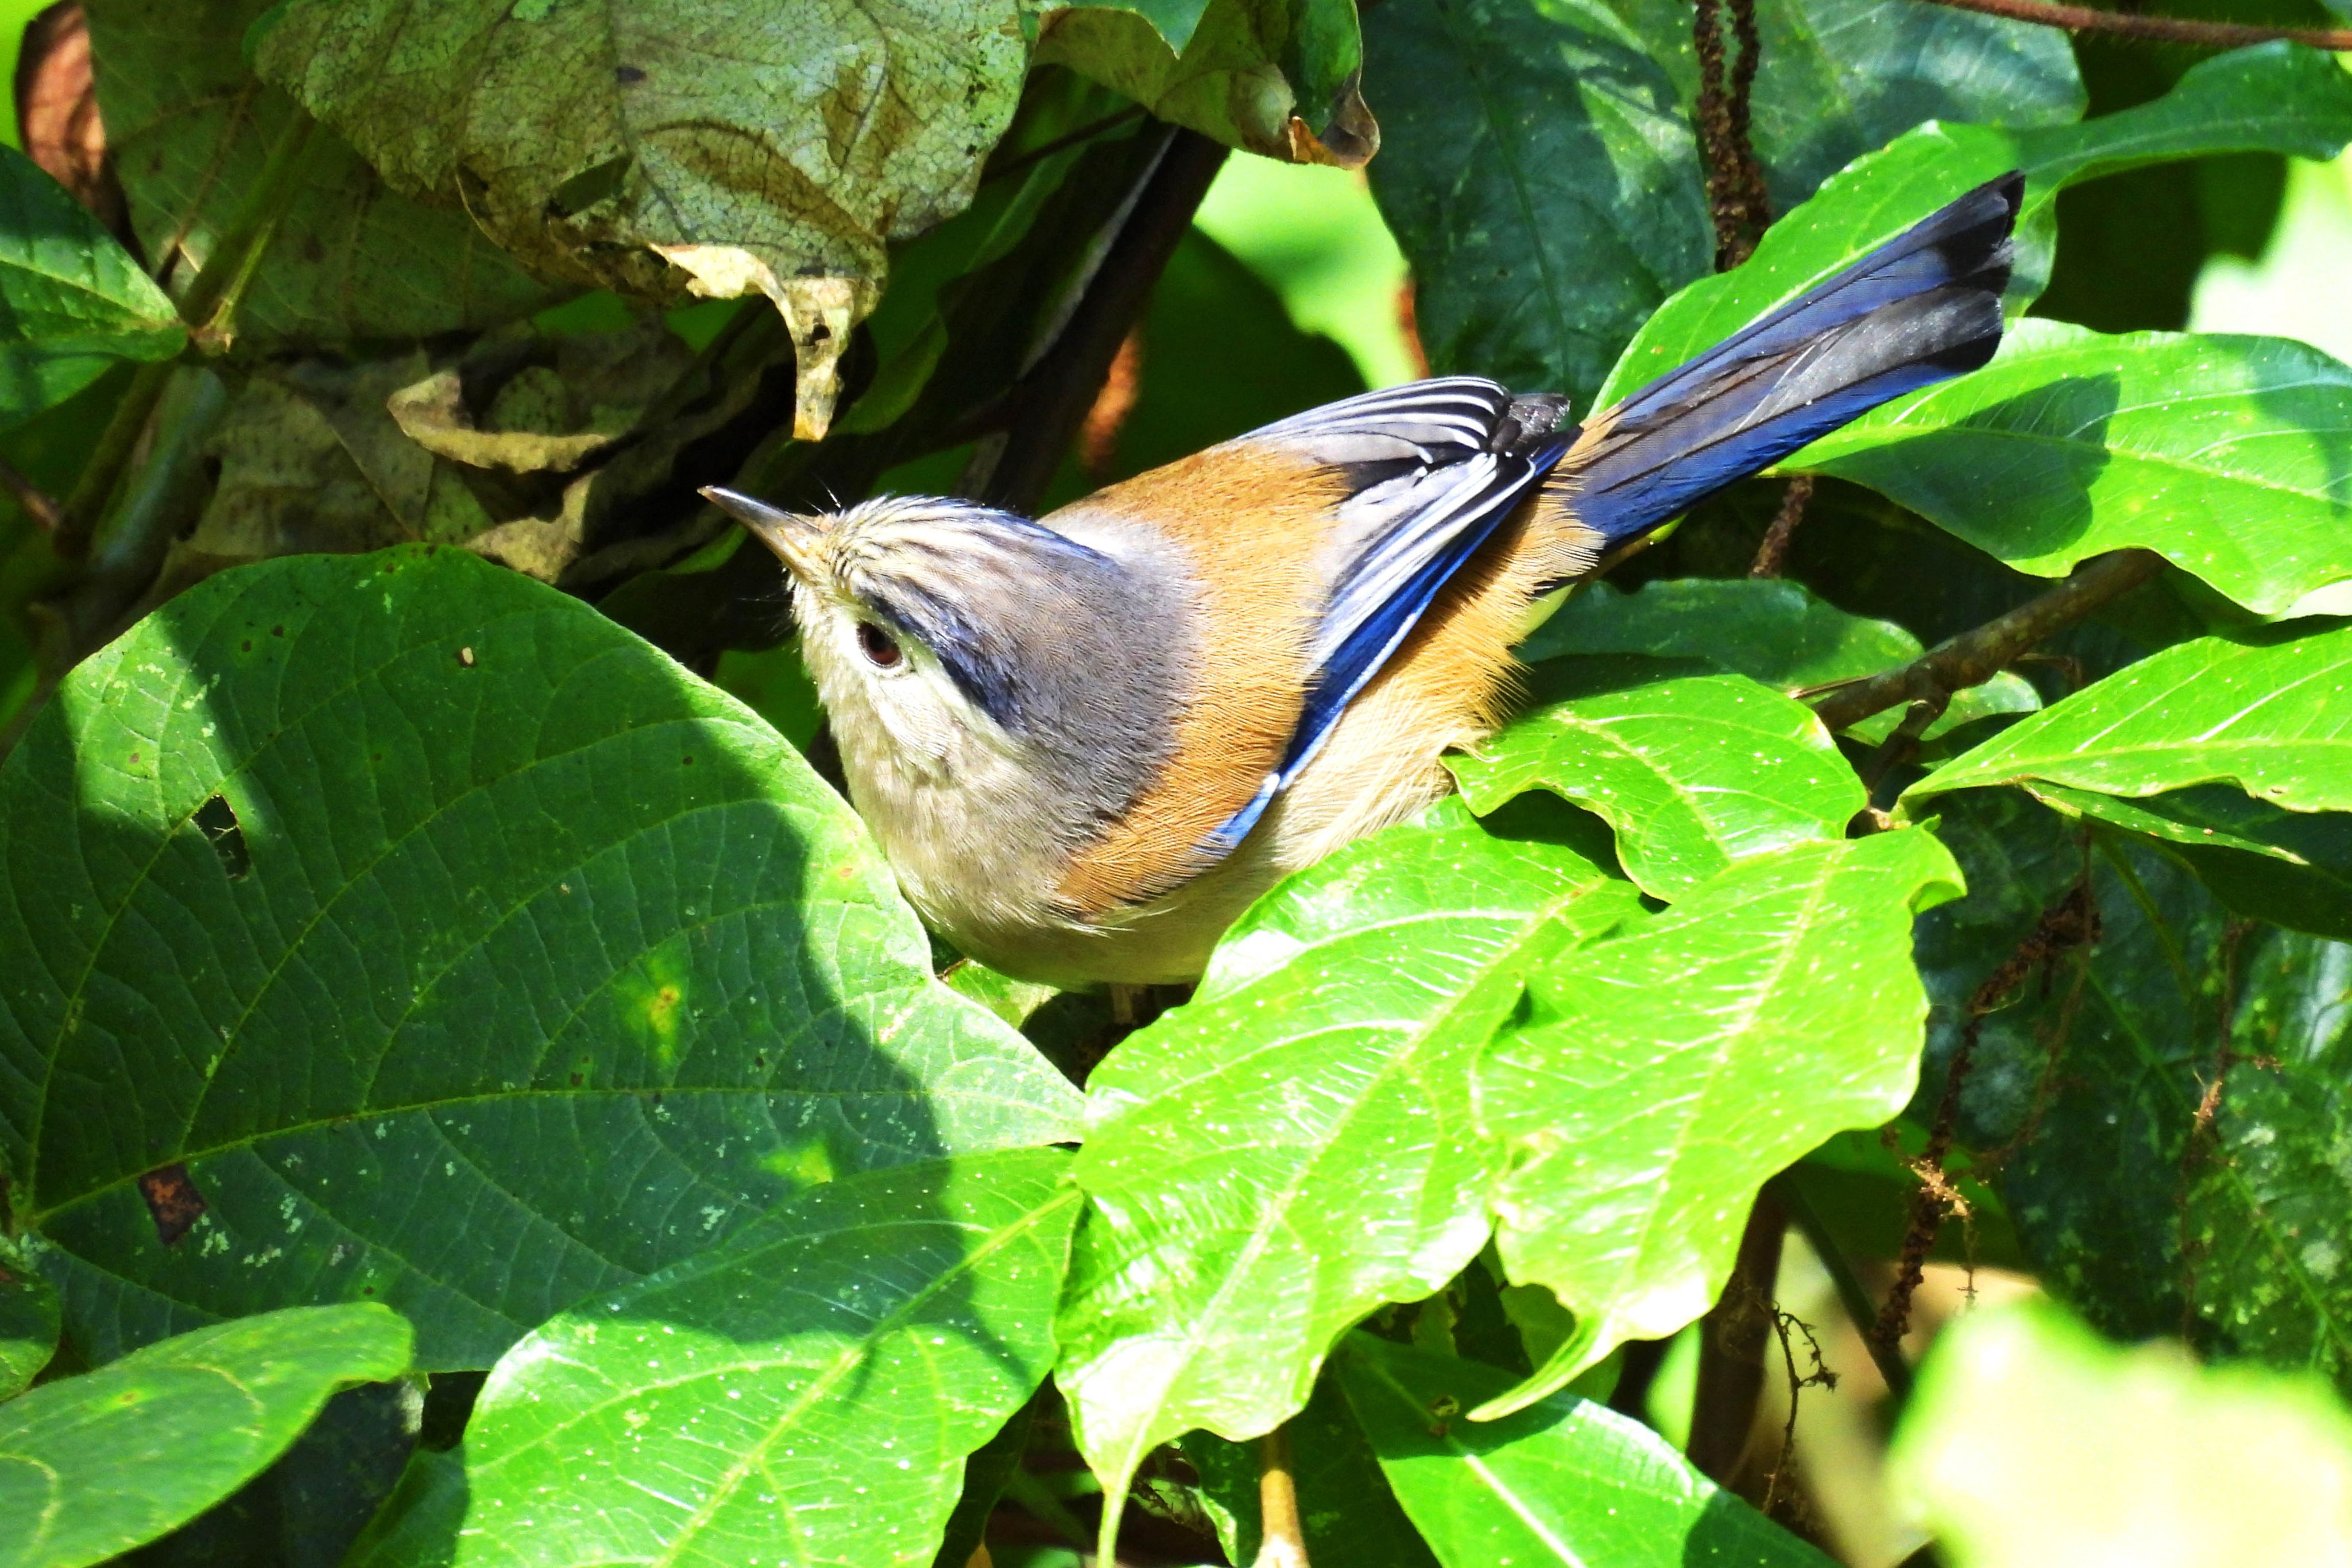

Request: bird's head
left=702, top=487, right=1189, bottom=806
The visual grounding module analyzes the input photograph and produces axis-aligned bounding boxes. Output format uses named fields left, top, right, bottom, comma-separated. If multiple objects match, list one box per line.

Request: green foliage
left=9, top=1, right=2352, bottom=1563
left=0, top=1304, right=411, bottom=1568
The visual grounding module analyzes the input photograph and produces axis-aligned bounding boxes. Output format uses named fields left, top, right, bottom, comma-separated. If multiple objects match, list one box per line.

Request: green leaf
left=1594, top=0, right=2082, bottom=214
left=1890, top=1299, right=2352, bottom=1568
left=1478, top=828, right=1963, bottom=1415
left=345, top=1150, right=1077, bottom=1568
left=0, top=547, right=1080, bottom=1370
left=1034, top=0, right=1375, bottom=165
left=1800, top=323, right=2352, bottom=615
left=253, top=0, right=1028, bottom=437
left=0, top=144, right=183, bottom=423
left=1448, top=660, right=1864, bottom=900
left=1524, top=578, right=2040, bottom=744
left=84, top=0, right=564, bottom=349
left=1596, top=41, right=2352, bottom=409
left=2025, top=781, right=2352, bottom=943
left=0, top=1304, right=411, bottom=1568
left=1910, top=622, right=2352, bottom=807
left=1055, top=798, right=1641, bottom=1510
left=1333, top=1333, right=1835, bottom=1567
left=1363, top=0, right=1709, bottom=411
left=0, top=1236, right=58, bottom=1399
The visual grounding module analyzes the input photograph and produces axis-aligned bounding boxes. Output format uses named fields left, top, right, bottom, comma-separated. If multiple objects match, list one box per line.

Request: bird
left=705, top=173, right=2023, bottom=990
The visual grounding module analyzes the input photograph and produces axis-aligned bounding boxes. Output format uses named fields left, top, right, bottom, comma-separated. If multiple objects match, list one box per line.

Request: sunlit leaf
left=1334, top=1333, right=1833, bottom=1566
left=1890, top=1299, right=2352, bottom=1568
left=346, top=1150, right=1077, bottom=1568
left=1449, top=661, right=1863, bottom=900
left=0, top=548, right=1080, bottom=1370
left=1477, top=828, right=1963, bottom=1415
left=0, top=1304, right=411, bottom=1568
left=1056, top=799, right=1640, bottom=1510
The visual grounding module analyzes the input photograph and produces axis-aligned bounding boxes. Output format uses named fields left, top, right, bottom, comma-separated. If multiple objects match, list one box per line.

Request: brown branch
left=1694, top=0, right=1771, bottom=269
left=1916, top=0, right=2352, bottom=49
left=1688, top=1189, right=1787, bottom=1487
left=1748, top=474, right=1814, bottom=578
left=1808, top=547, right=2166, bottom=733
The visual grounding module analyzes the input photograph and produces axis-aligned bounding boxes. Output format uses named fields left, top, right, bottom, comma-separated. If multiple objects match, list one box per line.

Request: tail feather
left=1560, top=171, right=2023, bottom=550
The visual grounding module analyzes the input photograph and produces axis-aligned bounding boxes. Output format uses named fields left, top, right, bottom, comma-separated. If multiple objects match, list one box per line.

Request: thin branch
left=1808, top=548, right=2165, bottom=733
left=1252, top=1423, right=1310, bottom=1568
left=984, top=104, right=1149, bottom=184
left=1688, top=1189, right=1787, bottom=1487
left=1916, top=0, right=2352, bottom=49
left=1748, top=474, right=1814, bottom=578
left=0, top=455, right=63, bottom=532
left=1769, top=1174, right=1914, bottom=1402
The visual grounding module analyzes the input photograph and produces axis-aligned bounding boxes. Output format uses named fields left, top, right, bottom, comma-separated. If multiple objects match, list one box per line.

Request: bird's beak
left=702, top=486, right=826, bottom=580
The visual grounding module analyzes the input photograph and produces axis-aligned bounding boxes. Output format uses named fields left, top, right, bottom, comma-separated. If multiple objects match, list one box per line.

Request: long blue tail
left=1560, top=171, right=2023, bottom=550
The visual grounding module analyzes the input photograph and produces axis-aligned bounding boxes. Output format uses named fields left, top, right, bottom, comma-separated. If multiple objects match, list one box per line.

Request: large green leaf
left=345, top=1150, right=1077, bottom=1568
left=1034, top=0, right=1375, bottom=166
left=1524, top=578, right=2040, bottom=743
left=0, top=1304, right=411, bottom=1568
left=1800, top=324, right=2352, bottom=616
left=1055, top=798, right=1641, bottom=1516
left=1910, top=622, right=2352, bottom=807
left=1448, top=660, right=1863, bottom=900
left=1363, top=0, right=1709, bottom=411
left=83, top=0, right=563, bottom=349
left=1890, top=1299, right=2352, bottom=1568
left=1595, top=42, right=2352, bottom=409
left=0, top=144, right=183, bottom=422
left=1333, top=1334, right=1834, bottom=1567
left=253, top=0, right=1028, bottom=436
left=0, top=1237, right=57, bottom=1399
left=1478, top=828, right=1963, bottom=1415
left=0, top=548, right=1080, bottom=1370
left=1913, top=791, right=2352, bottom=1388
left=1596, top=0, right=2081, bottom=213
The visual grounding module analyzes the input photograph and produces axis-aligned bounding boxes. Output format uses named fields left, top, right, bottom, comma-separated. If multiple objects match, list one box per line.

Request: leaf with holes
left=1526, top=578, right=2039, bottom=744
left=0, top=547, right=1080, bottom=1371
left=345, top=1149, right=1076, bottom=1568
left=0, top=1304, right=410, bottom=1568
left=0, top=143, right=183, bottom=423
left=1476, top=829, right=1963, bottom=1416
left=252, top=0, right=1028, bottom=437
left=1595, top=41, right=2352, bottom=409
left=83, top=0, right=563, bottom=349
left=1334, top=1333, right=1835, bottom=1567
left=1448, top=660, right=1863, bottom=901
left=1055, top=797, right=1641, bottom=1526
left=1909, top=621, right=2352, bottom=807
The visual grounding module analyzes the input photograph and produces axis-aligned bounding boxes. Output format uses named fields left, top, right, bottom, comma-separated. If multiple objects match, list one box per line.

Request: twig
left=1748, top=474, right=1813, bottom=578
left=1758, top=1308, right=1835, bottom=1519
left=1915, top=0, right=2352, bottom=49
left=1694, top=0, right=1772, bottom=269
left=1770, top=1174, right=1914, bottom=1401
left=1809, top=548, right=2165, bottom=733
left=1252, top=1423, right=1310, bottom=1568
left=0, top=455, right=63, bottom=532
left=1688, top=1189, right=1787, bottom=1486
left=985, top=104, right=1150, bottom=184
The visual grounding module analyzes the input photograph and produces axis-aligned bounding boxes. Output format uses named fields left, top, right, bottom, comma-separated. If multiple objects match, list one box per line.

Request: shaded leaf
left=0, top=547, right=1080, bottom=1370
left=0, top=1234, right=58, bottom=1399
left=1449, top=660, right=1863, bottom=900
left=1890, top=1299, right=2352, bottom=1568
left=1056, top=797, right=1639, bottom=1507
left=0, top=1304, right=411, bottom=1568
left=1034, top=0, right=1376, bottom=165
left=1525, top=577, right=2040, bottom=744
left=1479, top=828, right=1963, bottom=1415
left=0, top=142, right=182, bottom=422
left=1334, top=1333, right=1834, bottom=1567
left=346, top=1150, right=1077, bottom=1568
left=254, top=0, right=1028, bottom=438
left=1597, top=41, right=2352, bottom=408
left=83, top=0, right=564, bottom=349
left=1801, top=324, right=2352, bottom=616
left=1910, top=621, right=2352, bottom=806
left=1363, top=0, right=1709, bottom=411
left=1597, top=0, right=2082, bottom=214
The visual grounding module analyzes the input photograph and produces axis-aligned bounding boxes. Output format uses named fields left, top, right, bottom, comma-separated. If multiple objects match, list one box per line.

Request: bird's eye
left=856, top=621, right=903, bottom=668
